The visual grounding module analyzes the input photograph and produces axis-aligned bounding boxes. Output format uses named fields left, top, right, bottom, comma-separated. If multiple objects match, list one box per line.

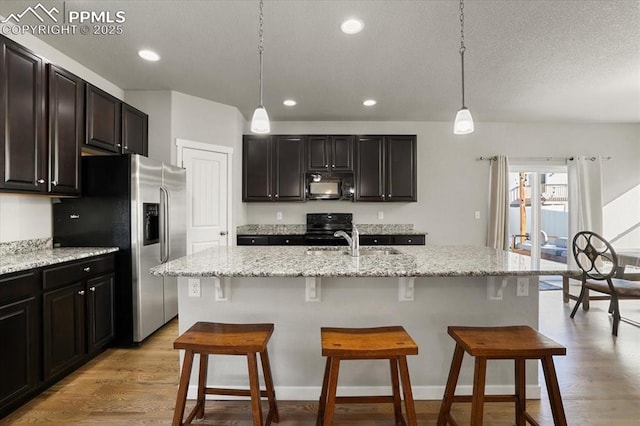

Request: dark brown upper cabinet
left=307, top=135, right=353, bottom=173
left=47, top=64, right=83, bottom=196
left=121, top=103, right=148, bottom=156
left=0, top=36, right=46, bottom=193
left=85, top=84, right=121, bottom=153
left=356, top=135, right=417, bottom=202
left=242, top=135, right=305, bottom=201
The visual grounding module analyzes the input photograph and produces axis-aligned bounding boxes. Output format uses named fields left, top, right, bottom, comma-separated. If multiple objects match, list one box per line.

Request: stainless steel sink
left=305, top=248, right=348, bottom=255
left=305, top=247, right=401, bottom=256
left=359, top=248, right=401, bottom=255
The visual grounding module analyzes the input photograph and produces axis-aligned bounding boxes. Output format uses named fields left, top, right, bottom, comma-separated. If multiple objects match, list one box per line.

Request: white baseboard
left=186, top=384, right=541, bottom=401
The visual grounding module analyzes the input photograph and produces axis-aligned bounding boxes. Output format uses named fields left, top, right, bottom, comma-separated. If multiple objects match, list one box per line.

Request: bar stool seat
left=317, top=326, right=418, bottom=426
left=172, top=322, right=279, bottom=426
left=437, top=325, right=567, bottom=426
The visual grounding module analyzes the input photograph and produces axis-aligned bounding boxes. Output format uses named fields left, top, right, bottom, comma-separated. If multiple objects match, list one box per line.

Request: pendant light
left=453, top=0, right=474, bottom=135
left=251, top=0, right=270, bottom=134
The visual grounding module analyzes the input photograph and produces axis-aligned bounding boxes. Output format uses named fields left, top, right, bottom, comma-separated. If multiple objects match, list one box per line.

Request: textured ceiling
left=2, top=0, right=639, bottom=123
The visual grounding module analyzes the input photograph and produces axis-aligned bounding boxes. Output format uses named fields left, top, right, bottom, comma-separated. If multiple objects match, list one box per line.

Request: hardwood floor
left=2, top=289, right=639, bottom=425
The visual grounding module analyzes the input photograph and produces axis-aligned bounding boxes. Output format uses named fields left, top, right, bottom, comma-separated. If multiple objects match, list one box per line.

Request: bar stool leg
left=247, top=352, right=264, bottom=426
left=470, top=357, right=487, bottom=426
left=195, top=353, right=208, bottom=419
left=437, top=344, right=465, bottom=426
left=398, top=356, right=417, bottom=426
left=316, top=357, right=332, bottom=426
left=514, top=358, right=526, bottom=426
left=389, top=358, right=404, bottom=425
left=322, top=357, right=341, bottom=426
left=172, top=350, right=195, bottom=426
left=541, top=356, right=567, bottom=426
left=260, top=348, right=280, bottom=424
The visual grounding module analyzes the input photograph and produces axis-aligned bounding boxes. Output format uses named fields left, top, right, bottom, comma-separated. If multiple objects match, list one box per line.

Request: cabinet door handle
left=332, top=164, right=335, bottom=167
left=83, top=267, right=91, bottom=272
left=408, top=239, right=412, bottom=243
left=325, top=164, right=328, bottom=167
left=285, top=239, right=290, bottom=244
left=382, top=194, right=385, bottom=199
left=37, top=178, right=45, bottom=184
left=124, top=145, right=128, bottom=149
left=51, top=180, right=58, bottom=186
left=275, top=194, right=279, bottom=198
left=268, top=194, right=272, bottom=198
left=251, top=239, right=255, bottom=243
left=78, top=290, right=85, bottom=296
left=89, top=287, right=96, bottom=292
left=116, top=143, right=122, bottom=147
left=374, top=239, right=378, bottom=243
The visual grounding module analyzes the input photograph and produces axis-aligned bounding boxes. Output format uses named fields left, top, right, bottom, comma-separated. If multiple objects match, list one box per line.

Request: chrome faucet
left=334, top=224, right=359, bottom=257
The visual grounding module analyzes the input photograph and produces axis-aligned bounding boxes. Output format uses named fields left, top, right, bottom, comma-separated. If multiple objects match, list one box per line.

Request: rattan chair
left=570, top=231, right=640, bottom=335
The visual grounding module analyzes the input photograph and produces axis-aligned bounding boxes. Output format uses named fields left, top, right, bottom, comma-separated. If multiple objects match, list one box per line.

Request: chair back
left=572, top=231, right=619, bottom=280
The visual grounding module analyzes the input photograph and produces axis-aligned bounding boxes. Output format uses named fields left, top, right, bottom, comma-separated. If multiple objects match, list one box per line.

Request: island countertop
left=149, top=245, right=571, bottom=278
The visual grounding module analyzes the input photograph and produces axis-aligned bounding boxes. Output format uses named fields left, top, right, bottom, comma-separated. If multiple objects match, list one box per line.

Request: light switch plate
left=378, top=211, right=384, bottom=220
left=474, top=211, right=481, bottom=220
left=276, top=211, right=283, bottom=220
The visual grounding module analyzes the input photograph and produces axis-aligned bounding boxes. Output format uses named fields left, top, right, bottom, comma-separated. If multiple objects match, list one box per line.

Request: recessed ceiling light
left=138, top=49, right=160, bottom=62
left=340, top=18, right=364, bottom=35
left=363, top=99, right=377, bottom=107
left=283, top=99, right=297, bottom=106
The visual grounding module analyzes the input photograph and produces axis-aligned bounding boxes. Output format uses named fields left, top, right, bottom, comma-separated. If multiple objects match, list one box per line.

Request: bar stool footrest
left=204, top=387, right=271, bottom=398
left=451, top=394, right=518, bottom=403
left=335, top=395, right=396, bottom=404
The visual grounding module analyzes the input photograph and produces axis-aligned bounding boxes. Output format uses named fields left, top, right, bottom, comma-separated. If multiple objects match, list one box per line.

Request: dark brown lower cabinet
left=0, top=254, right=116, bottom=418
left=0, top=272, right=40, bottom=417
left=43, top=282, right=85, bottom=380
left=86, top=274, right=115, bottom=354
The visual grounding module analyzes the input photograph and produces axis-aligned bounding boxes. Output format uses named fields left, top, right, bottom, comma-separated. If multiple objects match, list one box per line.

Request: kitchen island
left=150, top=245, right=571, bottom=401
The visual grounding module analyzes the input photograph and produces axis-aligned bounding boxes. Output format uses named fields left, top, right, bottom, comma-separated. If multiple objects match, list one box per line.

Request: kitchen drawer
left=359, top=235, right=393, bottom=245
left=0, top=271, right=40, bottom=304
left=393, top=235, right=425, bottom=245
left=43, top=255, right=115, bottom=290
left=237, top=236, right=269, bottom=246
left=268, top=235, right=305, bottom=245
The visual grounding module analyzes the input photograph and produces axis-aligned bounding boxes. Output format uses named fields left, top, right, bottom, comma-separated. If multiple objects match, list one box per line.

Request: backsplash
left=0, top=237, right=52, bottom=257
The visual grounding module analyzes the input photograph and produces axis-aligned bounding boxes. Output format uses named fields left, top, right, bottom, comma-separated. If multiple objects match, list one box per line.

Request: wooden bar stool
left=317, top=326, right=419, bottom=426
left=172, top=322, right=279, bottom=426
left=437, top=325, right=567, bottom=426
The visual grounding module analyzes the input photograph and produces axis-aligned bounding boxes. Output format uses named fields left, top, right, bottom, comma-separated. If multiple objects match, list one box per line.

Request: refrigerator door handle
left=160, top=186, right=170, bottom=263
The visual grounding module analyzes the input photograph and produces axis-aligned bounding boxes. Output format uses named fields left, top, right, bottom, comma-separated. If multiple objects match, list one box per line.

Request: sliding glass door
left=508, top=164, right=569, bottom=270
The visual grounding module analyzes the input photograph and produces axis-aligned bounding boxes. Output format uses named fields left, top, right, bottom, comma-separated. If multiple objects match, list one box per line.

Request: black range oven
left=304, top=213, right=352, bottom=246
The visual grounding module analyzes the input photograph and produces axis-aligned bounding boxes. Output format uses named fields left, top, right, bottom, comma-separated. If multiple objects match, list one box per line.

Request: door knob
left=220, top=231, right=228, bottom=236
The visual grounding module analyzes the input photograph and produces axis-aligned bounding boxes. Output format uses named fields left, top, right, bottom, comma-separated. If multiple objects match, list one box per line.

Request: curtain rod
left=477, top=156, right=612, bottom=161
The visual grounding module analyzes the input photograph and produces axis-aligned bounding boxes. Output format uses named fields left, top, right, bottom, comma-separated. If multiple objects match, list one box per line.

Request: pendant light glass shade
left=453, top=107, right=474, bottom=135
left=251, top=106, right=270, bottom=134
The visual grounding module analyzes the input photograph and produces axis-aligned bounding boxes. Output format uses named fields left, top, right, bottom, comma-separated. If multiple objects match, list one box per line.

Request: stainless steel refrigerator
left=53, top=154, right=186, bottom=344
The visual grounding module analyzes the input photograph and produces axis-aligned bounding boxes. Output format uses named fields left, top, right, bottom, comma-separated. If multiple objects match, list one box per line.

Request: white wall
left=170, top=92, right=247, bottom=227
left=244, top=121, right=640, bottom=247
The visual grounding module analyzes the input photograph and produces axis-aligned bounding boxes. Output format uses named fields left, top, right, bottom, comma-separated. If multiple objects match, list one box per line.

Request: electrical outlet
left=188, top=278, right=201, bottom=297
left=474, top=211, right=481, bottom=220
left=378, top=211, right=384, bottom=220
left=516, top=278, right=529, bottom=296
left=276, top=211, right=283, bottom=220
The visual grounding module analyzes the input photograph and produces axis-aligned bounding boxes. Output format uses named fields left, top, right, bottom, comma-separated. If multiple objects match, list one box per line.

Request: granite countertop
left=237, top=224, right=426, bottom=236
left=0, top=238, right=119, bottom=275
left=150, top=245, right=572, bottom=278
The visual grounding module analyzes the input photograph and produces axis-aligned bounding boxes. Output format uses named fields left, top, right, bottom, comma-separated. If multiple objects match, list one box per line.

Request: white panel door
left=182, top=148, right=229, bottom=254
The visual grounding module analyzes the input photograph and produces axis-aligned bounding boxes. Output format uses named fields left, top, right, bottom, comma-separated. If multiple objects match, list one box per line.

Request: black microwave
left=306, top=174, right=354, bottom=200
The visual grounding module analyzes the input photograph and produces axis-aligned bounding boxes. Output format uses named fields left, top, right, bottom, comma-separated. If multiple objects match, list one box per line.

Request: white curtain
left=487, top=155, right=510, bottom=250
left=567, top=156, right=604, bottom=268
